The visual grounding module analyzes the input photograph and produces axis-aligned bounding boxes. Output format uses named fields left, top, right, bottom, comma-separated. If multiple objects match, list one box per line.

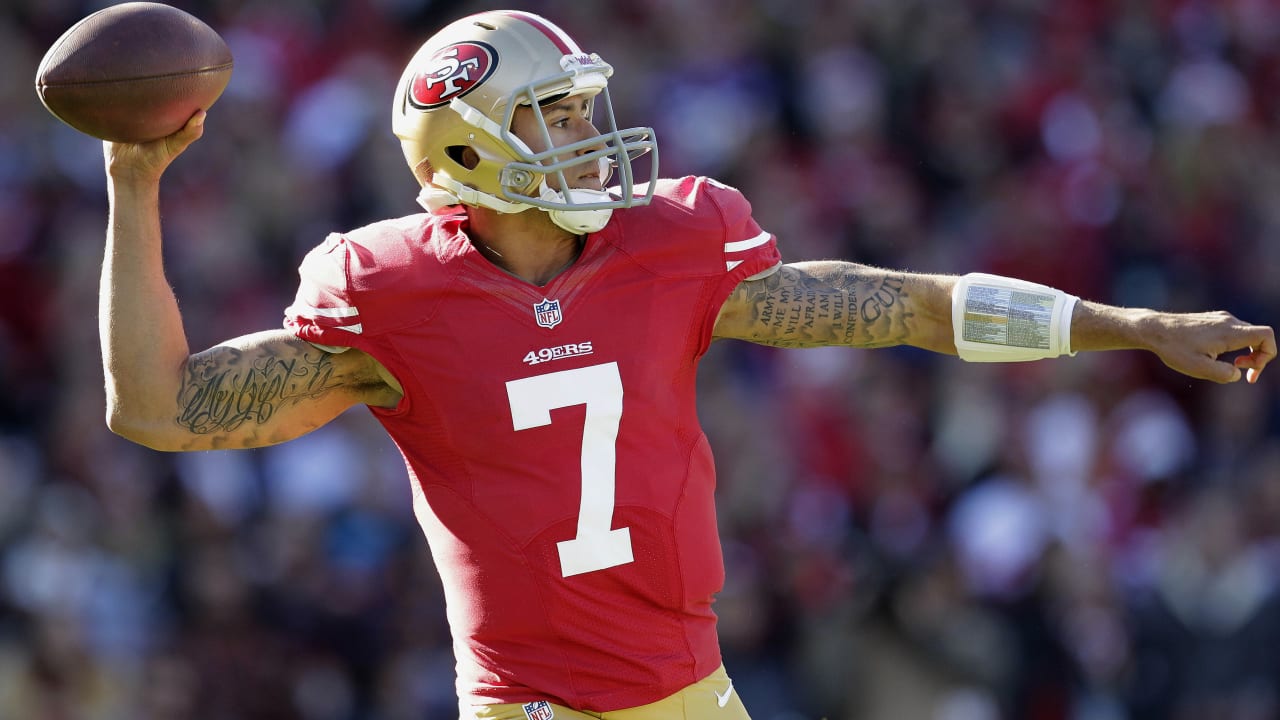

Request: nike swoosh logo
left=714, top=679, right=734, bottom=708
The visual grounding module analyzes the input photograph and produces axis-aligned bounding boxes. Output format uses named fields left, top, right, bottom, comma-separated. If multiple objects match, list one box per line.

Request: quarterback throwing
left=98, top=9, right=1273, bottom=720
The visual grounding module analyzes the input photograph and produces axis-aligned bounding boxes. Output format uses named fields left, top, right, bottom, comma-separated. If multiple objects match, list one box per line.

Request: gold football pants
left=463, top=664, right=751, bottom=720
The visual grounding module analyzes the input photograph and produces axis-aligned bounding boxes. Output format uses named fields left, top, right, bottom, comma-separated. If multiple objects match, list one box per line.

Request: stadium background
left=3, top=0, right=1280, bottom=718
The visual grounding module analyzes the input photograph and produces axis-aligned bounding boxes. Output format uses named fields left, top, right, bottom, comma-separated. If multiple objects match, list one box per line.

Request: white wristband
left=951, top=273, right=1078, bottom=362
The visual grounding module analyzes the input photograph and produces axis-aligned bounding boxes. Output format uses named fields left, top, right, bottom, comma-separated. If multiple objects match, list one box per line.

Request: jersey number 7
left=506, top=362, right=635, bottom=577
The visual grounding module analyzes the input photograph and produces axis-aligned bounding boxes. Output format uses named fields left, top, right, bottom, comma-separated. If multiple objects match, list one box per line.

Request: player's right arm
left=101, top=112, right=401, bottom=451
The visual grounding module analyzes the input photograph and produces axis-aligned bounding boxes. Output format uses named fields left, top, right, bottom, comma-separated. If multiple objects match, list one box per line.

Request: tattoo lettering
left=723, top=263, right=916, bottom=349
left=177, top=348, right=341, bottom=435
left=860, top=275, right=906, bottom=323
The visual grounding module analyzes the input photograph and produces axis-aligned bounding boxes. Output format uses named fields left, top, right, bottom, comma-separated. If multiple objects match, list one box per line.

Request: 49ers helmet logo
left=408, top=41, right=498, bottom=109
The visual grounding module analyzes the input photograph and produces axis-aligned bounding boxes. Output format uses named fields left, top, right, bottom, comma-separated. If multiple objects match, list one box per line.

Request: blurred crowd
left=3, top=0, right=1280, bottom=718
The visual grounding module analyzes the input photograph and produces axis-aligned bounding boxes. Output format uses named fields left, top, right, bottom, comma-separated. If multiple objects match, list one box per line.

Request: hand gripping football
left=35, top=2, right=233, bottom=143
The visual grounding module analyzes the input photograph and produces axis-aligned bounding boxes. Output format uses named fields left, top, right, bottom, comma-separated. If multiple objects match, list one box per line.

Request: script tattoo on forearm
left=731, top=263, right=913, bottom=348
left=859, top=275, right=906, bottom=324
left=176, top=347, right=341, bottom=436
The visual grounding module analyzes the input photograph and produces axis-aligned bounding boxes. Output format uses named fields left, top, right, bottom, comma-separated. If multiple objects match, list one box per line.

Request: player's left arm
left=713, top=261, right=1276, bottom=383
left=712, top=261, right=955, bottom=352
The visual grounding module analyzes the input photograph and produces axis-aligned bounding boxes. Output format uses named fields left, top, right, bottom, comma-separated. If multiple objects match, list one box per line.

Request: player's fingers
left=103, top=110, right=204, bottom=168
left=166, top=110, right=205, bottom=154
left=1234, top=350, right=1273, bottom=384
left=1206, top=358, right=1244, bottom=383
left=1236, top=359, right=1261, bottom=384
left=1230, top=325, right=1275, bottom=384
left=1170, top=352, right=1241, bottom=383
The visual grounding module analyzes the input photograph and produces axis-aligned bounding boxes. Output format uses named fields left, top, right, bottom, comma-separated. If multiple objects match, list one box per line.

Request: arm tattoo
left=726, top=263, right=914, bottom=349
left=176, top=346, right=343, bottom=436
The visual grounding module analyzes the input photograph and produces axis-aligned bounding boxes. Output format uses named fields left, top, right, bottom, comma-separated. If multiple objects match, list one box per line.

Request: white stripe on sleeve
left=296, top=304, right=360, bottom=319
left=724, top=230, right=772, bottom=253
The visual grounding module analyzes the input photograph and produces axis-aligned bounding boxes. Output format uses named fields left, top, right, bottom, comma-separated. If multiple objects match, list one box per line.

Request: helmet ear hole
left=447, top=145, right=480, bottom=170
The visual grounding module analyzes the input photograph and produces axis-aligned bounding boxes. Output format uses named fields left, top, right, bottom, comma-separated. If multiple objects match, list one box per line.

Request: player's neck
left=466, top=206, right=584, bottom=286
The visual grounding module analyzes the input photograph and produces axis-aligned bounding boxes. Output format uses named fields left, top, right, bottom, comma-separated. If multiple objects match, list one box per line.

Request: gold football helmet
left=392, top=10, right=658, bottom=233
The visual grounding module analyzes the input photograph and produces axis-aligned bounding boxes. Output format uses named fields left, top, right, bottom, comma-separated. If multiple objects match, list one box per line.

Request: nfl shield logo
left=522, top=701, right=555, bottom=720
left=533, top=298, right=562, bottom=329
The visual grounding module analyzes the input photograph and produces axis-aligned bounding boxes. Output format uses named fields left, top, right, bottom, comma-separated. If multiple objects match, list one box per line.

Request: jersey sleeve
left=677, top=177, right=783, bottom=354
left=621, top=176, right=782, bottom=282
left=700, top=177, right=782, bottom=285
left=284, top=213, right=449, bottom=354
left=283, top=233, right=373, bottom=353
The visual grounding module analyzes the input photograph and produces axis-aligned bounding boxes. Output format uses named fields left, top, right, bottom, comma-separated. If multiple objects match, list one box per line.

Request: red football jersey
left=284, top=176, right=781, bottom=711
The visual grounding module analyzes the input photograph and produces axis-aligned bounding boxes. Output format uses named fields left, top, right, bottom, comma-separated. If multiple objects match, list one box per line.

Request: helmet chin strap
left=418, top=173, right=527, bottom=214
left=420, top=162, right=617, bottom=234
left=541, top=185, right=614, bottom=234
left=418, top=181, right=614, bottom=234
left=542, top=156, right=616, bottom=233
left=417, top=184, right=465, bottom=214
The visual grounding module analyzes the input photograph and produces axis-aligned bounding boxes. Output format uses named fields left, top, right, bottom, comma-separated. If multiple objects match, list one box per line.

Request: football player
left=98, top=9, right=1274, bottom=720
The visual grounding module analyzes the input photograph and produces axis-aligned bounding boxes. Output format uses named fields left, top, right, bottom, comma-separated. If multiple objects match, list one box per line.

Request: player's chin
left=571, top=176, right=604, bottom=192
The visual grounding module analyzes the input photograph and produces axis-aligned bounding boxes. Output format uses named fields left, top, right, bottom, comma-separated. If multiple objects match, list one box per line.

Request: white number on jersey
left=505, top=362, right=634, bottom=577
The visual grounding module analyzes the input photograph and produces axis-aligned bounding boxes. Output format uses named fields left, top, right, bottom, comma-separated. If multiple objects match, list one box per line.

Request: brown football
left=35, top=2, right=233, bottom=143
